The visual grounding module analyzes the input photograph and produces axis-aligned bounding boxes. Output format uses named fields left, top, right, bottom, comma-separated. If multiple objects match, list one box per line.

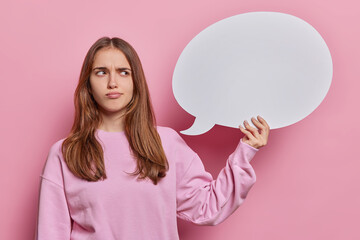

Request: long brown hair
left=61, top=36, right=169, bottom=185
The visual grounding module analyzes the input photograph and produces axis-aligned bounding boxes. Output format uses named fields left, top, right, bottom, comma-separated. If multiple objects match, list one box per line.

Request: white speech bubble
left=172, top=11, right=333, bottom=135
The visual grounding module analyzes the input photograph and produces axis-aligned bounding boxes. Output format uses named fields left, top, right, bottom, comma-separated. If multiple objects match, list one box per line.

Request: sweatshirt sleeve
left=35, top=140, right=72, bottom=240
left=174, top=130, right=258, bottom=226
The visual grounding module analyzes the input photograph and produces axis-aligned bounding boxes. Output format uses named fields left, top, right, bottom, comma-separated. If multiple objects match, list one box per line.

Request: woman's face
left=89, top=47, right=134, bottom=116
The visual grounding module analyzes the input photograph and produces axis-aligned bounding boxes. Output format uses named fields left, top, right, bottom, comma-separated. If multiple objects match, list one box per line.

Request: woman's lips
left=106, top=93, right=122, bottom=99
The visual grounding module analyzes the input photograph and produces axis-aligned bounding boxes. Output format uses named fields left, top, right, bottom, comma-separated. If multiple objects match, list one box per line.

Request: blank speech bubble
left=172, top=11, right=333, bottom=135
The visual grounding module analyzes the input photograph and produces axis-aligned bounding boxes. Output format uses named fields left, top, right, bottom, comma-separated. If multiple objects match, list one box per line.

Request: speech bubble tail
left=180, top=118, right=215, bottom=135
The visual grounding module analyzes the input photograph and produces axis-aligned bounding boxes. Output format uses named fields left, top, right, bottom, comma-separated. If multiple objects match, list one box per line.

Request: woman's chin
left=100, top=107, right=126, bottom=115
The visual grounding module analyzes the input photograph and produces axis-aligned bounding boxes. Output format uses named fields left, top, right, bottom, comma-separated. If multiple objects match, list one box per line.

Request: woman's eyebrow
left=93, top=67, right=132, bottom=71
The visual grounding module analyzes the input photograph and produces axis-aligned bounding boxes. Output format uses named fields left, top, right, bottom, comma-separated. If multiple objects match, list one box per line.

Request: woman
left=35, top=36, right=270, bottom=240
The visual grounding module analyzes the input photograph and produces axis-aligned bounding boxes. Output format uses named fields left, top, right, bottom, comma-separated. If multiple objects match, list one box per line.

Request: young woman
left=35, top=36, right=270, bottom=240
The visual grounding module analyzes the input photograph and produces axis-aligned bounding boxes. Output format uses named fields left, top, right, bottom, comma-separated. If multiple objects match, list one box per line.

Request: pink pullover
left=35, top=126, right=258, bottom=240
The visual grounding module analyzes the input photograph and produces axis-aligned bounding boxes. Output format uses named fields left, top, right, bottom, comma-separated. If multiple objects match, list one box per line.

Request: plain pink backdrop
left=1, top=0, right=359, bottom=239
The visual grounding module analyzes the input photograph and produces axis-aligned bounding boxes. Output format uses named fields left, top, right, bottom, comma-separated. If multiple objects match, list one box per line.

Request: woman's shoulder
left=155, top=125, right=183, bottom=143
left=40, top=137, right=67, bottom=184
left=155, top=126, right=197, bottom=168
left=48, top=137, right=66, bottom=156
left=156, top=125, right=177, bottom=135
left=155, top=125, right=194, bottom=152
left=43, top=137, right=68, bottom=169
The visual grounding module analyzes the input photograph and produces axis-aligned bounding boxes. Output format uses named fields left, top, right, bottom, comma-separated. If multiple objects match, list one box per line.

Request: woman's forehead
left=93, top=47, right=130, bottom=68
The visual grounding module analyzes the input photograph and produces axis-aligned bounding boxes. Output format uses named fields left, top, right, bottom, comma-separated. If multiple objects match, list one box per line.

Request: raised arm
left=174, top=131, right=259, bottom=226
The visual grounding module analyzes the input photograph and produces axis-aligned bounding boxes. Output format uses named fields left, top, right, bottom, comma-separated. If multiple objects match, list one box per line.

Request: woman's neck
left=98, top=110, right=126, bottom=132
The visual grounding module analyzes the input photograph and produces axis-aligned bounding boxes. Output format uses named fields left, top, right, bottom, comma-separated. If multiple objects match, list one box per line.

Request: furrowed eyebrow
left=93, top=67, right=132, bottom=72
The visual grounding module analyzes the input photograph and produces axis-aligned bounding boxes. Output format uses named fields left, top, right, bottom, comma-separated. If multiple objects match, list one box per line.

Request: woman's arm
left=176, top=137, right=258, bottom=226
left=175, top=116, right=269, bottom=225
left=35, top=141, right=72, bottom=239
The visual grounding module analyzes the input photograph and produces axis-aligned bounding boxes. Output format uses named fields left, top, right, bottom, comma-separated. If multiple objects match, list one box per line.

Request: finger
left=256, top=116, right=270, bottom=144
left=239, top=125, right=256, bottom=141
left=252, top=117, right=269, bottom=139
left=244, top=120, right=261, bottom=138
left=257, top=116, right=270, bottom=130
left=251, top=117, right=266, bottom=131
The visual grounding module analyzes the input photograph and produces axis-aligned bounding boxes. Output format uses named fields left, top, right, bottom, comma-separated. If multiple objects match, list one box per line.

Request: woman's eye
left=96, top=71, right=106, bottom=76
left=120, top=71, right=129, bottom=76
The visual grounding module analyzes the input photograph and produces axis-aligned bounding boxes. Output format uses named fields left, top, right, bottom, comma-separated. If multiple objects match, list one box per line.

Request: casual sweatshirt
left=35, top=126, right=258, bottom=240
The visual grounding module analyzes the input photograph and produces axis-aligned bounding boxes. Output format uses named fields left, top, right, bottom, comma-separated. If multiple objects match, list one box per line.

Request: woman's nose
left=108, top=72, right=117, bottom=88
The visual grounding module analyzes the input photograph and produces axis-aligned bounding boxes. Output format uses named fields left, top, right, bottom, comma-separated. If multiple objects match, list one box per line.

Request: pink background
left=1, top=0, right=359, bottom=239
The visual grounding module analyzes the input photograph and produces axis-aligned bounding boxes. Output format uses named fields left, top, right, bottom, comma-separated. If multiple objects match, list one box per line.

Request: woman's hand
left=239, top=116, right=270, bottom=149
